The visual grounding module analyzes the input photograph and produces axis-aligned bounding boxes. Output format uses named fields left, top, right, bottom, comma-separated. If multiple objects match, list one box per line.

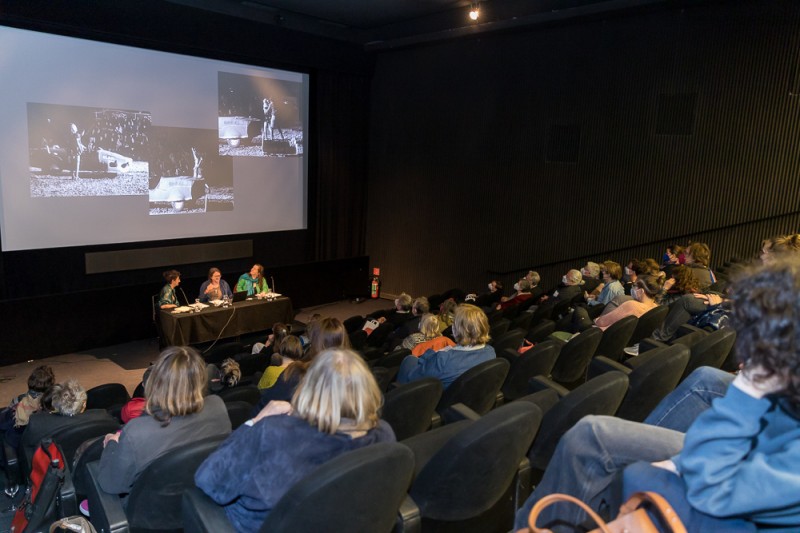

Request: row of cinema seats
left=7, top=296, right=737, bottom=532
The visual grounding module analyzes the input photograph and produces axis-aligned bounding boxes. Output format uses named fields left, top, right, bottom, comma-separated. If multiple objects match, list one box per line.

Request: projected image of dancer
left=69, top=123, right=85, bottom=179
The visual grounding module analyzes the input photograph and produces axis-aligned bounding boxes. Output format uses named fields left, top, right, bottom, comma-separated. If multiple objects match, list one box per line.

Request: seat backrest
left=204, top=341, right=246, bottom=366
left=510, top=312, right=534, bottom=332
left=225, top=400, right=254, bottom=430
left=526, top=319, right=555, bottom=343
left=127, top=434, right=227, bottom=530
left=502, top=341, right=561, bottom=402
left=237, top=353, right=270, bottom=378
left=491, top=328, right=526, bottom=354
left=489, top=318, right=511, bottom=339
left=550, top=327, right=603, bottom=386
left=410, top=402, right=542, bottom=521
left=594, top=315, right=638, bottom=362
left=85, top=383, right=131, bottom=411
left=343, top=314, right=365, bottom=333
left=615, top=344, right=690, bottom=422
left=629, top=306, right=669, bottom=346
left=371, top=365, right=400, bottom=393
left=682, top=328, right=737, bottom=381
left=528, top=371, right=629, bottom=470
left=264, top=442, right=414, bottom=533
left=216, top=384, right=261, bottom=405
left=381, top=377, right=443, bottom=441
left=51, top=417, right=121, bottom=467
left=436, top=358, right=510, bottom=415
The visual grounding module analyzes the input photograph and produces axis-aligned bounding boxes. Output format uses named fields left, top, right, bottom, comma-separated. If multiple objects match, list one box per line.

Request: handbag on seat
left=525, top=491, right=686, bottom=533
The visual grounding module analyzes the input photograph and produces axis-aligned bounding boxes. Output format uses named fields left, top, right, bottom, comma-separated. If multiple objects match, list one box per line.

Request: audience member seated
left=659, top=264, right=701, bottom=306
left=586, top=261, right=624, bottom=310
left=469, top=280, right=504, bottom=308
left=497, top=278, right=533, bottom=311
left=397, top=304, right=496, bottom=388
left=254, top=317, right=350, bottom=410
left=565, top=275, right=663, bottom=334
left=23, top=379, right=117, bottom=466
left=198, top=267, right=233, bottom=303
left=251, top=322, right=290, bottom=355
left=403, top=313, right=456, bottom=355
left=580, top=262, right=602, bottom=294
left=257, top=336, right=303, bottom=390
left=195, top=348, right=395, bottom=532
left=685, top=242, right=716, bottom=290
left=94, top=346, right=231, bottom=503
left=0, top=365, right=55, bottom=454
left=437, top=298, right=458, bottom=333
left=208, top=358, right=242, bottom=393
left=386, top=297, right=430, bottom=350
left=120, top=367, right=152, bottom=424
left=543, top=269, right=583, bottom=305
left=515, top=257, right=800, bottom=532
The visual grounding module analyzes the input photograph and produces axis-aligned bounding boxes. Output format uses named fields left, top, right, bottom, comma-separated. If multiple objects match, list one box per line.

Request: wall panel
left=367, top=0, right=800, bottom=297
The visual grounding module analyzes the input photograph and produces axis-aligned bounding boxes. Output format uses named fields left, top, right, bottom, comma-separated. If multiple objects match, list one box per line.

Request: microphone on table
left=271, top=276, right=276, bottom=294
left=179, top=287, right=190, bottom=306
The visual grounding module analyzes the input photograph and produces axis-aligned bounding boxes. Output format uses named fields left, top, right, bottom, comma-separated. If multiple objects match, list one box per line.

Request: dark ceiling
left=167, top=0, right=673, bottom=50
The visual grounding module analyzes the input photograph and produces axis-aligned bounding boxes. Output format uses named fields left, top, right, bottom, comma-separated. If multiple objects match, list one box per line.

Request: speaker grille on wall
left=656, top=93, right=697, bottom=135
left=546, top=124, right=581, bottom=163
left=85, top=240, right=253, bottom=274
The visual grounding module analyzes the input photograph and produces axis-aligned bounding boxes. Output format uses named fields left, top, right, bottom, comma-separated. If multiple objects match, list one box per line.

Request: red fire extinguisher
left=371, top=267, right=381, bottom=299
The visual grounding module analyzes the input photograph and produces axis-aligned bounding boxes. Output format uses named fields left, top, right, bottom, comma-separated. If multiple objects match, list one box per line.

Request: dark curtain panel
left=313, top=70, right=371, bottom=260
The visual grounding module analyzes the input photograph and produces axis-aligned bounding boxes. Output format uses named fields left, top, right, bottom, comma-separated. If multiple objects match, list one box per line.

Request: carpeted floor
left=0, top=297, right=393, bottom=403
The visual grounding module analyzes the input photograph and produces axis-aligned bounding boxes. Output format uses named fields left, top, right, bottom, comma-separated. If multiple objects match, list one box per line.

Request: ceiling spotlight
left=469, top=2, right=480, bottom=21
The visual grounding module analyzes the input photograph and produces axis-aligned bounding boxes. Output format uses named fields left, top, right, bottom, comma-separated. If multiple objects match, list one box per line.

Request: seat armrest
left=60, top=460, right=78, bottom=517
left=394, top=495, right=421, bottom=533
left=182, top=486, right=236, bottom=533
left=675, top=323, right=706, bottom=338
left=3, top=441, right=21, bottom=485
left=440, top=403, right=481, bottom=424
left=429, top=412, right=442, bottom=430
left=514, top=457, right=532, bottom=511
left=639, top=337, right=667, bottom=354
left=527, top=376, right=569, bottom=398
left=86, top=461, right=130, bottom=533
left=588, top=356, right=631, bottom=379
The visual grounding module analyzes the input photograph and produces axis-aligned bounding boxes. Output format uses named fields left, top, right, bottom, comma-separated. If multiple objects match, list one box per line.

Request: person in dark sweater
left=196, top=348, right=395, bottom=532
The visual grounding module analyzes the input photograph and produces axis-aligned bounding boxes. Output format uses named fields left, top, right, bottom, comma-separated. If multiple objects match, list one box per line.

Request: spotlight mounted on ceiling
left=468, top=2, right=480, bottom=21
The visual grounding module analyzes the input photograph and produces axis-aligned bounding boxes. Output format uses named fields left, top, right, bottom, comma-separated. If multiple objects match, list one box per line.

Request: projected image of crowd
left=27, top=104, right=151, bottom=197
left=147, top=127, right=234, bottom=215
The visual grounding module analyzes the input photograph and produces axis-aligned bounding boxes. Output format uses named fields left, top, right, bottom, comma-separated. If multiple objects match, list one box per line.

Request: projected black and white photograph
left=147, top=126, right=234, bottom=215
left=27, top=103, right=150, bottom=197
left=218, top=72, right=304, bottom=157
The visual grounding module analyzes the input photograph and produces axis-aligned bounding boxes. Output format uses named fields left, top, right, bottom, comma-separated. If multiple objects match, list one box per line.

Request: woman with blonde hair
left=196, top=348, right=395, bottom=532
left=403, top=313, right=457, bottom=355
left=397, top=304, right=496, bottom=388
left=95, top=346, right=230, bottom=498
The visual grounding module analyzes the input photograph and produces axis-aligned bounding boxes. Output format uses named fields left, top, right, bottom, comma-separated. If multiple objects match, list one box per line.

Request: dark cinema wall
left=366, top=0, right=800, bottom=297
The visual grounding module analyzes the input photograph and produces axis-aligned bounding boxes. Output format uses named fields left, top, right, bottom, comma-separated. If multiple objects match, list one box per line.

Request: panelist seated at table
left=236, top=263, right=270, bottom=297
left=198, top=267, right=234, bottom=303
left=158, top=269, right=181, bottom=309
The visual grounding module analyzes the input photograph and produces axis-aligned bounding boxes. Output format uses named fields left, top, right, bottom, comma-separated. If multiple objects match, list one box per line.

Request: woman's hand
left=692, top=293, right=723, bottom=305
left=662, top=278, right=675, bottom=292
left=103, top=432, right=120, bottom=447
left=252, top=400, right=292, bottom=424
